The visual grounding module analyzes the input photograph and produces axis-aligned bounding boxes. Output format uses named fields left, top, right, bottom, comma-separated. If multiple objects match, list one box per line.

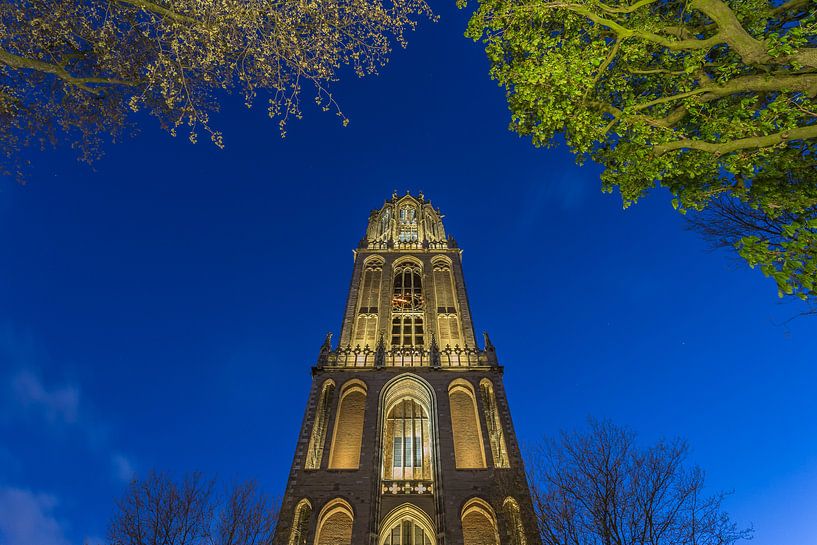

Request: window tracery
left=287, top=499, right=312, bottom=545
left=391, top=263, right=424, bottom=347
left=398, top=205, right=419, bottom=243
left=479, top=379, right=509, bottom=468
left=354, top=257, right=383, bottom=349
left=379, top=504, right=436, bottom=545
left=432, top=258, right=461, bottom=348
left=305, top=380, right=335, bottom=470
left=503, top=497, right=526, bottom=545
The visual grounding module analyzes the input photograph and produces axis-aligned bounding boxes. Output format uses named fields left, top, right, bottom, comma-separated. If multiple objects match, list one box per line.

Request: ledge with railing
left=315, top=332, right=499, bottom=369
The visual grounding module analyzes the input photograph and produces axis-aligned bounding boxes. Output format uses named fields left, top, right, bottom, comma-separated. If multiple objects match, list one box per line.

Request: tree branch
left=653, top=124, right=817, bottom=155
left=113, top=0, right=199, bottom=24
left=0, top=49, right=136, bottom=93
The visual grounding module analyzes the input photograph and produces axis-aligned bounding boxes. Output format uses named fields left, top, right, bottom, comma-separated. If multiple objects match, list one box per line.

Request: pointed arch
left=479, top=379, right=509, bottom=468
left=305, top=380, right=335, bottom=470
left=378, top=503, right=436, bottom=545
left=432, top=257, right=461, bottom=348
left=353, top=256, right=384, bottom=350
left=328, top=380, right=367, bottom=469
left=461, top=498, right=500, bottom=545
left=287, top=498, right=313, bottom=545
left=503, top=497, right=527, bottom=545
left=314, top=498, right=354, bottom=545
left=380, top=373, right=437, bottom=482
left=448, top=379, right=487, bottom=469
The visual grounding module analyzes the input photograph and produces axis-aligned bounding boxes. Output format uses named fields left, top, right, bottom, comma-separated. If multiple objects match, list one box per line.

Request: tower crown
left=364, top=191, right=450, bottom=250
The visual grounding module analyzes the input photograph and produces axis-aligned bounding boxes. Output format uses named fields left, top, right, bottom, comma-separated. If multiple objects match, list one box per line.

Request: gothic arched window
left=379, top=504, right=436, bottom=545
left=328, top=380, right=367, bottom=469
left=287, top=498, right=312, bottom=545
left=391, top=262, right=424, bottom=347
left=461, top=498, right=500, bottom=545
left=315, top=499, right=354, bottom=545
left=354, top=257, right=383, bottom=350
left=479, top=379, right=509, bottom=468
left=432, top=258, right=461, bottom=348
left=381, top=375, right=435, bottom=483
left=503, top=497, right=527, bottom=545
left=448, top=380, right=486, bottom=469
left=305, top=380, right=335, bottom=470
left=384, top=398, right=431, bottom=480
left=398, top=205, right=419, bottom=243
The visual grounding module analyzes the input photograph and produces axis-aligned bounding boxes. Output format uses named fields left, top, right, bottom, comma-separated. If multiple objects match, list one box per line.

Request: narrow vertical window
left=305, top=380, right=335, bottom=470
left=503, top=498, right=526, bottom=545
left=328, top=381, right=367, bottom=469
left=448, top=380, right=487, bottom=469
left=461, top=498, right=500, bottom=545
left=287, top=499, right=312, bottom=545
left=391, top=262, right=424, bottom=347
left=354, top=258, right=383, bottom=350
left=384, top=398, right=431, bottom=480
left=432, top=259, right=461, bottom=348
left=480, top=379, right=509, bottom=468
left=315, top=499, right=354, bottom=545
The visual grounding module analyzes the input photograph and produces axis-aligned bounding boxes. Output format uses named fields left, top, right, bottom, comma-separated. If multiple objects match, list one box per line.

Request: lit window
left=385, top=399, right=430, bottom=480
left=383, top=519, right=432, bottom=545
left=287, top=499, right=312, bottom=545
left=398, top=206, right=419, bottom=243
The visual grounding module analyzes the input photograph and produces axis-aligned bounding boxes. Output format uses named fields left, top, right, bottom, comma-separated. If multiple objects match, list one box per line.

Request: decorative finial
left=418, top=190, right=424, bottom=200
left=317, top=332, right=333, bottom=367
left=483, top=331, right=495, bottom=351
left=375, top=331, right=386, bottom=368
left=430, top=333, right=441, bottom=369
left=392, top=189, right=398, bottom=200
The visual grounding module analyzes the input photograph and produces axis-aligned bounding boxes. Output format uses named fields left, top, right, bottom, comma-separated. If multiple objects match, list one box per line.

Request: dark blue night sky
left=1, top=2, right=815, bottom=545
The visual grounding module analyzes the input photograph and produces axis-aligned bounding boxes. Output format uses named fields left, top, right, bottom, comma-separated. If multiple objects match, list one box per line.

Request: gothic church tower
left=273, top=192, right=539, bottom=545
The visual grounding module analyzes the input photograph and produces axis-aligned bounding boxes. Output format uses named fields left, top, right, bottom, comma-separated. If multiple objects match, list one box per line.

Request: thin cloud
left=11, top=370, right=80, bottom=425
left=0, top=487, right=70, bottom=545
left=111, top=453, right=136, bottom=483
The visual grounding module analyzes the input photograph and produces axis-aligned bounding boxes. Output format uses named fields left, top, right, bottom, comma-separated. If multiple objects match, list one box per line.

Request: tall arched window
left=391, top=262, right=424, bottom=347
left=479, top=379, right=509, bottom=468
left=305, top=380, right=335, bottom=470
left=354, top=257, right=383, bottom=349
left=314, top=499, right=354, bottom=545
left=379, top=504, right=436, bottom=545
left=329, top=380, right=367, bottom=469
left=448, top=379, right=486, bottom=469
left=398, top=205, right=418, bottom=243
left=432, top=258, right=461, bottom=348
left=287, top=499, right=312, bottom=545
left=381, top=375, right=434, bottom=483
left=461, top=498, right=500, bottom=545
left=503, top=497, right=526, bottom=545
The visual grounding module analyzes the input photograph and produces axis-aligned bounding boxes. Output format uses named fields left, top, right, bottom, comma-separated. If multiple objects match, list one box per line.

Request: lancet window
left=384, top=399, right=431, bottom=480
left=391, top=263, right=424, bottom=347
left=503, top=498, right=526, bottom=545
left=382, top=520, right=433, bottom=545
left=287, top=499, right=312, bottom=545
left=479, top=379, right=509, bottom=468
left=379, top=505, right=436, bottom=545
left=432, top=258, right=461, bottom=348
left=398, top=205, right=419, bottom=243
left=305, top=380, right=335, bottom=470
left=354, top=257, right=383, bottom=349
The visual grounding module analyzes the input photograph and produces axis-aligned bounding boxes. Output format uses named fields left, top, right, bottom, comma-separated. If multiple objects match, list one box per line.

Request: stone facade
left=273, top=193, right=540, bottom=545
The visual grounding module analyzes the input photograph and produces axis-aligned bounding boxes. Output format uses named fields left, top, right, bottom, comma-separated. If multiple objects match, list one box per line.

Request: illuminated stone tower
left=273, top=192, right=539, bottom=545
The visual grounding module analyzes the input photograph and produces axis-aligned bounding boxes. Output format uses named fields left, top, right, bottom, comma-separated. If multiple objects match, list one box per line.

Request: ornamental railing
left=381, top=480, right=433, bottom=496
left=316, top=335, right=498, bottom=369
